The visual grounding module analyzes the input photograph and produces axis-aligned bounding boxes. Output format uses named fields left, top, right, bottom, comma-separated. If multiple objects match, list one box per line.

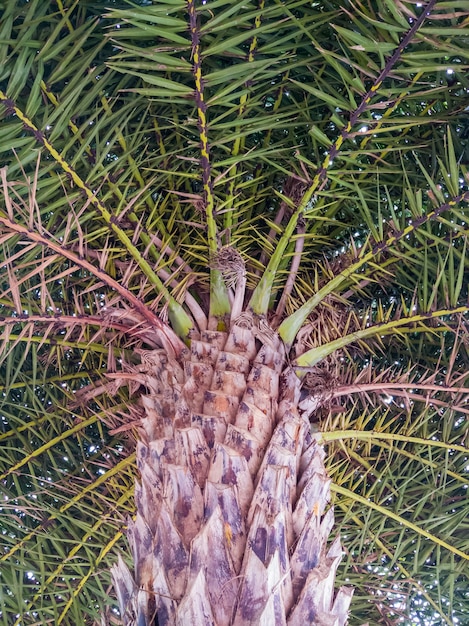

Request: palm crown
left=0, top=0, right=468, bottom=624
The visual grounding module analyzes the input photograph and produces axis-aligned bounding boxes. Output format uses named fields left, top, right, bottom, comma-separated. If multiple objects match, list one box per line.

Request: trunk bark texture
left=112, top=313, right=352, bottom=625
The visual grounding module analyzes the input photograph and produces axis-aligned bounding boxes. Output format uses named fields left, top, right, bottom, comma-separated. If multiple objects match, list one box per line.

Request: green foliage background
left=0, top=0, right=468, bottom=624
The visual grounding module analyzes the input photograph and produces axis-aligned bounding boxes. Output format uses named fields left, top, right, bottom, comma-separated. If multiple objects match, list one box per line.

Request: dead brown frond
left=295, top=296, right=363, bottom=354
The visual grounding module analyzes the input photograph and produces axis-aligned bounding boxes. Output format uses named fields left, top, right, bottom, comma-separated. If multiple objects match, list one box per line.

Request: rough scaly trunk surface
left=112, top=313, right=352, bottom=625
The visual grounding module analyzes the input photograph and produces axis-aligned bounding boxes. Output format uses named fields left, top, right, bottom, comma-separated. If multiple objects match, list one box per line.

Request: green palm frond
left=0, top=0, right=468, bottom=624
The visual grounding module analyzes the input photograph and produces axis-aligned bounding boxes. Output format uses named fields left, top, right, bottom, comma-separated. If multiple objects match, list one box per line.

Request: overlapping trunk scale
left=112, top=313, right=352, bottom=625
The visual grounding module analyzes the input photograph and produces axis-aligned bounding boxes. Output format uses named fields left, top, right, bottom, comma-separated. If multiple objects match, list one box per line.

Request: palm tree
left=0, top=0, right=468, bottom=624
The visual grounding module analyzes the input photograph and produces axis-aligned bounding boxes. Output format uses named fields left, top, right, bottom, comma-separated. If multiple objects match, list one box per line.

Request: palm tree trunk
left=112, top=313, right=352, bottom=625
